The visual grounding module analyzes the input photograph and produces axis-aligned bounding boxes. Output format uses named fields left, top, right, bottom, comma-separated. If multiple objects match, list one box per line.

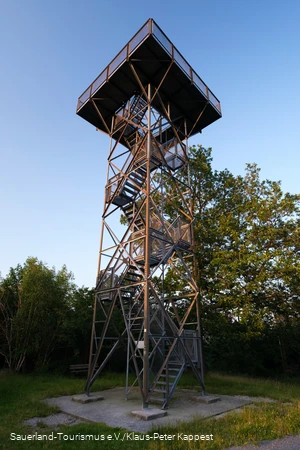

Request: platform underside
left=77, top=19, right=221, bottom=138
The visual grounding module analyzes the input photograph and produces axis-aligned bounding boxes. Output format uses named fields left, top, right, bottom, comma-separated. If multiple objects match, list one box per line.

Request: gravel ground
left=23, top=413, right=83, bottom=430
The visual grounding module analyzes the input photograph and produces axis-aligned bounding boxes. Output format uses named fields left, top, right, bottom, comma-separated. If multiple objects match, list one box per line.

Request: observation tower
left=76, top=19, right=221, bottom=410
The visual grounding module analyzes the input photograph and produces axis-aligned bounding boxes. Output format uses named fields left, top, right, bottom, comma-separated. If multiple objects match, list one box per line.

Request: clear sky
left=1, top=0, right=299, bottom=288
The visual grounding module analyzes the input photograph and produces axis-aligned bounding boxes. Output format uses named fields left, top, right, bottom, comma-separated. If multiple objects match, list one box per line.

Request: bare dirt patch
left=23, top=412, right=83, bottom=430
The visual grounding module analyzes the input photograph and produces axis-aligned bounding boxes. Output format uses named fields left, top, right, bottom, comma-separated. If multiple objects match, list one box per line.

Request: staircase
left=130, top=95, right=148, bottom=126
left=108, top=163, right=146, bottom=207
left=149, top=338, right=185, bottom=409
left=121, top=265, right=144, bottom=286
left=122, top=203, right=145, bottom=231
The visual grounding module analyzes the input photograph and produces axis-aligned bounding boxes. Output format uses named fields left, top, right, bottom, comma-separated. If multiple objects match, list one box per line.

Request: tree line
left=1, top=146, right=300, bottom=376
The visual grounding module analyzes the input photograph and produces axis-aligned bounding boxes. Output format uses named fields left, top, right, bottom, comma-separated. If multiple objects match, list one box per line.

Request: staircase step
left=96, top=296, right=112, bottom=301
left=124, top=213, right=133, bottom=220
left=123, top=203, right=134, bottom=210
left=127, top=268, right=143, bottom=275
left=128, top=172, right=145, bottom=184
left=149, top=397, right=165, bottom=403
left=157, top=381, right=172, bottom=386
left=123, top=276, right=143, bottom=283
left=134, top=167, right=146, bottom=177
left=122, top=209, right=134, bottom=217
left=125, top=271, right=143, bottom=278
left=125, top=180, right=140, bottom=191
left=153, top=388, right=167, bottom=394
left=134, top=221, right=144, bottom=228
left=123, top=185, right=138, bottom=196
left=112, top=194, right=131, bottom=207
left=168, top=361, right=183, bottom=366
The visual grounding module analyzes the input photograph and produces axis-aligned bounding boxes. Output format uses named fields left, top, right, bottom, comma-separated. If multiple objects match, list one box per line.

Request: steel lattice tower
left=76, top=19, right=221, bottom=409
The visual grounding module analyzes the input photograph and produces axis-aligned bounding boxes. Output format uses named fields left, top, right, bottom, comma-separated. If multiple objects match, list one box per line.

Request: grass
left=0, top=370, right=300, bottom=449
left=182, top=371, right=300, bottom=401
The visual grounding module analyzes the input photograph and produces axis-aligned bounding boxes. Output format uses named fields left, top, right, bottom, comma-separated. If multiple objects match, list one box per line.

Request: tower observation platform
left=76, top=18, right=221, bottom=410
left=77, top=19, right=221, bottom=137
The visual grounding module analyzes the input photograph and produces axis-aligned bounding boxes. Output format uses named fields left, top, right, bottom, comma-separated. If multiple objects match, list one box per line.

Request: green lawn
left=1, top=371, right=300, bottom=449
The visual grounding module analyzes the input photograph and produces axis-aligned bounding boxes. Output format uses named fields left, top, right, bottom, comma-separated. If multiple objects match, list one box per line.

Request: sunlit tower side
left=76, top=19, right=221, bottom=409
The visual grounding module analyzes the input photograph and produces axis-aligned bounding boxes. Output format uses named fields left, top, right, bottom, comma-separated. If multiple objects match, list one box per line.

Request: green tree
left=0, top=258, right=74, bottom=371
left=61, top=286, right=94, bottom=364
left=0, top=264, right=25, bottom=371
left=162, top=146, right=300, bottom=375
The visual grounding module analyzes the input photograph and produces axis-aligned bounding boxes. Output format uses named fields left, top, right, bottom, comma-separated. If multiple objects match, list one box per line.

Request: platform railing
left=77, top=19, right=221, bottom=115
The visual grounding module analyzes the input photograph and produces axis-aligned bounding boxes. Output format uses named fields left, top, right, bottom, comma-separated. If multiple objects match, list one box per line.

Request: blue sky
left=1, top=0, right=300, bottom=288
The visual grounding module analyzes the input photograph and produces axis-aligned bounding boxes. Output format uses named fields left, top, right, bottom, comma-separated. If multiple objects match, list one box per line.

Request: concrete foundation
left=131, top=408, right=167, bottom=421
left=46, top=387, right=253, bottom=433
left=72, top=393, right=104, bottom=404
left=195, top=394, right=221, bottom=404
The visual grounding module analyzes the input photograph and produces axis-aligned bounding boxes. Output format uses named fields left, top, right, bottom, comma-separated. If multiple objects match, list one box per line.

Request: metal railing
left=77, top=19, right=221, bottom=115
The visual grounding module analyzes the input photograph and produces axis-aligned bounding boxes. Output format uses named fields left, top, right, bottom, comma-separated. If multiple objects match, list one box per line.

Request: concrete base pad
left=46, top=387, right=254, bottom=433
left=195, top=395, right=221, bottom=404
left=131, top=408, right=167, bottom=421
left=72, top=393, right=104, bottom=404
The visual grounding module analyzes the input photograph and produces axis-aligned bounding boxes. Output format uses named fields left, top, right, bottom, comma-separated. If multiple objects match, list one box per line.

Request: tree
left=61, top=286, right=94, bottom=364
left=162, top=146, right=300, bottom=375
left=0, top=264, right=25, bottom=371
left=0, top=258, right=74, bottom=371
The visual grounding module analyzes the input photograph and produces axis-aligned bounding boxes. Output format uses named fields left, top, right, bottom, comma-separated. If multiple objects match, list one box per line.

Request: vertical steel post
left=185, top=118, right=205, bottom=393
left=96, top=117, right=115, bottom=282
left=87, top=121, right=116, bottom=393
left=143, top=84, right=151, bottom=408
